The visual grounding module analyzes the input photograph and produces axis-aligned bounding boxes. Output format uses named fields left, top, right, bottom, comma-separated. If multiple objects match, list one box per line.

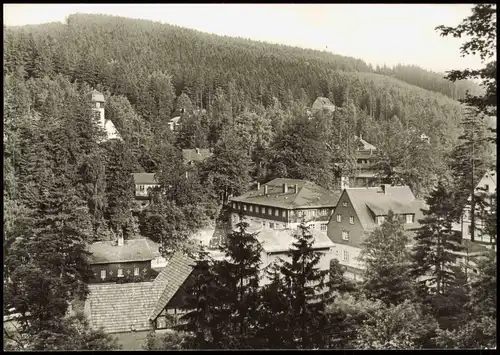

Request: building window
left=311, top=210, right=317, bottom=217
left=484, top=184, right=489, bottom=191
left=243, top=204, right=247, bottom=211
left=268, top=208, right=272, bottom=215
left=249, top=205, right=253, bottom=212
left=405, top=214, right=414, bottom=224
left=342, top=201, right=348, bottom=207
left=117, top=268, right=124, bottom=278
left=134, top=267, right=139, bottom=276
left=349, top=216, right=354, bottom=224
left=270, top=223, right=275, bottom=229
left=282, top=210, right=286, bottom=218
left=343, top=250, right=349, bottom=261
left=297, top=211, right=303, bottom=217
left=342, top=230, right=349, bottom=241
left=100, top=270, right=106, bottom=280
left=275, top=209, right=279, bottom=216
left=336, top=215, right=342, bottom=223
left=139, top=185, right=145, bottom=192
left=377, top=216, right=385, bottom=225
left=156, top=316, right=167, bottom=329
left=310, top=223, right=316, bottom=229
left=321, top=223, right=327, bottom=231
left=232, top=203, right=236, bottom=209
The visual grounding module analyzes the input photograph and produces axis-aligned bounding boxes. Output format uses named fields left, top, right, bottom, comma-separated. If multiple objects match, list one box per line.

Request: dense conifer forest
left=3, top=8, right=496, bottom=350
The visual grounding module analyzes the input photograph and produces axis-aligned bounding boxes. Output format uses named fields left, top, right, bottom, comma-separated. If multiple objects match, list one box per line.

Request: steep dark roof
left=132, top=173, right=158, bottom=185
left=343, top=186, right=426, bottom=231
left=86, top=252, right=195, bottom=334
left=149, top=253, right=196, bottom=320
left=231, top=178, right=341, bottom=210
left=181, top=148, right=213, bottom=164
left=88, top=239, right=158, bottom=265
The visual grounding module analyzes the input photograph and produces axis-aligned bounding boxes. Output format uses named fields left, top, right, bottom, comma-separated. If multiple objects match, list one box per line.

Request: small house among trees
left=88, top=235, right=167, bottom=283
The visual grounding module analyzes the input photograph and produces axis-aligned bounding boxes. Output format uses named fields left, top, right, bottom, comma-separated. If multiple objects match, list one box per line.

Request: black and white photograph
left=3, top=3, right=496, bottom=350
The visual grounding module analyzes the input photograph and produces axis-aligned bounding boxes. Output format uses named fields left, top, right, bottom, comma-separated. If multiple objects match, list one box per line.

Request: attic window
left=134, top=267, right=139, bottom=276
left=342, top=201, right=348, bottom=207
left=100, top=270, right=106, bottom=280
left=117, top=268, right=124, bottom=278
left=406, top=214, right=414, bottom=224
left=377, top=216, right=385, bottom=225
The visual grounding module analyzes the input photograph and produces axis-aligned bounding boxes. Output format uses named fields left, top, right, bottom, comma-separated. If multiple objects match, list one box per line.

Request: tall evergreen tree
left=360, top=210, right=415, bottom=305
left=215, top=215, right=263, bottom=348
left=276, top=223, right=331, bottom=349
left=450, top=107, right=495, bottom=241
left=175, top=248, right=222, bottom=349
left=410, top=181, right=468, bottom=329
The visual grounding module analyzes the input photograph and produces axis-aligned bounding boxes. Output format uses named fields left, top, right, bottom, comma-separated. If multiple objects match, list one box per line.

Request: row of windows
left=232, top=202, right=330, bottom=218
left=100, top=267, right=140, bottom=280
left=336, top=215, right=355, bottom=224
left=337, top=213, right=414, bottom=226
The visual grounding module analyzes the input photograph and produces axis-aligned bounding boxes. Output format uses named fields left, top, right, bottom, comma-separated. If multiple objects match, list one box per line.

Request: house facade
left=132, top=173, right=161, bottom=209
left=312, top=96, right=336, bottom=113
left=341, top=135, right=379, bottom=189
left=85, top=252, right=196, bottom=334
left=327, top=185, right=426, bottom=281
left=458, top=170, right=497, bottom=248
left=229, top=178, right=341, bottom=234
left=88, top=236, right=167, bottom=283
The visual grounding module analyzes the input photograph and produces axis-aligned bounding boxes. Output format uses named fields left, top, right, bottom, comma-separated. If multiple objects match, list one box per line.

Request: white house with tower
left=88, top=89, right=121, bottom=141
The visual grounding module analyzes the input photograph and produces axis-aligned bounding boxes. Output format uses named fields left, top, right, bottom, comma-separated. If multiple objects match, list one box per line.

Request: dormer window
left=377, top=216, right=385, bottom=225
left=406, top=214, right=414, bottom=224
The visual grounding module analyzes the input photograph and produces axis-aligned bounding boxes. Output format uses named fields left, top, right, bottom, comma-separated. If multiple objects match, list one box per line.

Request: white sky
left=3, top=3, right=488, bottom=73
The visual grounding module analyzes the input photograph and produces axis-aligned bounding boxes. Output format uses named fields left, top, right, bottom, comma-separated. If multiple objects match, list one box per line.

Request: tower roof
left=88, top=89, right=105, bottom=103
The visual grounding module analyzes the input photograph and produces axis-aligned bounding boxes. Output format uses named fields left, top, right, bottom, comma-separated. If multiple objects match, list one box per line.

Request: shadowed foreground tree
left=436, top=4, right=497, bottom=117
left=360, top=210, right=415, bottom=306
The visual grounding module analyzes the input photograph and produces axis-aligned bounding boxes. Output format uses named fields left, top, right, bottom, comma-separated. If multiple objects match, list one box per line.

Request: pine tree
left=410, top=181, right=467, bottom=329
left=450, top=107, right=495, bottom=241
left=277, top=223, right=331, bottom=349
left=215, top=215, right=263, bottom=348
left=175, top=248, right=222, bottom=349
left=360, top=210, right=415, bottom=305
left=102, top=140, right=136, bottom=239
left=255, top=262, right=294, bottom=349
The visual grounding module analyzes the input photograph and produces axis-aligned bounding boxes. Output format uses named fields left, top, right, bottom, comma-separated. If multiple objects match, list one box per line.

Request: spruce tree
left=360, top=210, right=415, bottom=305
left=450, top=107, right=494, bottom=241
left=215, top=215, right=263, bottom=348
left=254, top=262, right=293, bottom=349
left=277, top=223, right=330, bottom=349
left=175, top=248, right=222, bottom=349
left=410, top=181, right=467, bottom=329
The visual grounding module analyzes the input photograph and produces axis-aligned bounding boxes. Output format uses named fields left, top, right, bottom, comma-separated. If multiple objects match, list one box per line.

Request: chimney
left=283, top=183, right=288, bottom=193
left=195, top=148, right=200, bottom=155
left=294, top=184, right=298, bottom=194
left=117, top=232, right=124, bottom=247
left=264, top=185, right=268, bottom=195
left=257, top=182, right=260, bottom=191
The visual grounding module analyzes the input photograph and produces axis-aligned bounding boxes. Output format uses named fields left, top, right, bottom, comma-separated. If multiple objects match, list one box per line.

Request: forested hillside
left=3, top=10, right=496, bottom=350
